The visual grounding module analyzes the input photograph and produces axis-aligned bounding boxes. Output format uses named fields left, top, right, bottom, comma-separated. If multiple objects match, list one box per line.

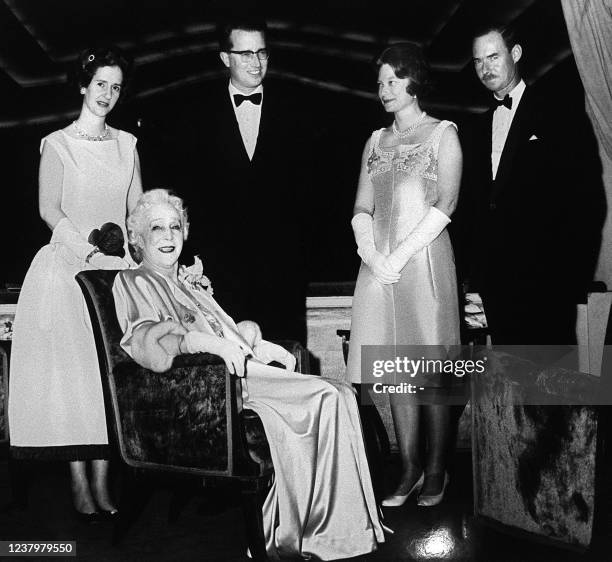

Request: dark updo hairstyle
left=375, top=42, right=432, bottom=99
left=73, top=45, right=133, bottom=98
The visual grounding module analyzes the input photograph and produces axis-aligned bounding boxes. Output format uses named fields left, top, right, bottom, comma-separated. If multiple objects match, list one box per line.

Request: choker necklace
left=392, top=112, right=427, bottom=139
left=72, top=121, right=110, bottom=141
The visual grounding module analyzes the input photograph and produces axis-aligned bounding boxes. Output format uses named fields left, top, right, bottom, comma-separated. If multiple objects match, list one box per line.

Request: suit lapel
left=219, top=89, right=252, bottom=165
left=251, top=92, right=267, bottom=164
left=491, top=87, right=533, bottom=202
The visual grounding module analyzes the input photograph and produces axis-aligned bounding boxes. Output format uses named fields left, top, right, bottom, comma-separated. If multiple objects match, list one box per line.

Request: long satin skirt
left=241, top=361, right=385, bottom=560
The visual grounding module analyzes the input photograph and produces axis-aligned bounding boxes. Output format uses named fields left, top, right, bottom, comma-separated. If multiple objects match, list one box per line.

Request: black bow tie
left=233, top=93, right=262, bottom=107
left=492, top=94, right=512, bottom=110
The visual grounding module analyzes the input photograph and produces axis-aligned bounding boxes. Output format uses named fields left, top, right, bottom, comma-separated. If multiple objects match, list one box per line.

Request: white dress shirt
left=491, top=79, right=526, bottom=179
left=229, top=81, right=263, bottom=161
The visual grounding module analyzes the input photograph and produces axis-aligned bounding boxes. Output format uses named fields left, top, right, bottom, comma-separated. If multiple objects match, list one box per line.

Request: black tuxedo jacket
left=172, top=81, right=310, bottom=340
left=457, top=84, right=602, bottom=343
left=465, top=86, right=583, bottom=295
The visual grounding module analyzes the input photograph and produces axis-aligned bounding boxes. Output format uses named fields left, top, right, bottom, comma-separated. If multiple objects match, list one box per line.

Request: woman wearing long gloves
left=346, top=43, right=462, bottom=508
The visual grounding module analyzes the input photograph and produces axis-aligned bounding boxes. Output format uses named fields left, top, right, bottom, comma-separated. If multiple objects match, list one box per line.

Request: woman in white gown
left=112, top=189, right=385, bottom=560
left=9, top=46, right=142, bottom=519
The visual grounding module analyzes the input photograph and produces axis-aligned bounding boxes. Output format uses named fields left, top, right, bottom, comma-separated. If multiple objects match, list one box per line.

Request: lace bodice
left=366, top=120, right=456, bottom=182
left=364, top=120, right=457, bottom=252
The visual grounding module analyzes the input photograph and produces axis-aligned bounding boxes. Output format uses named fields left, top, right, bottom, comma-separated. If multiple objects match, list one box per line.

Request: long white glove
left=182, top=331, right=249, bottom=377
left=386, top=207, right=451, bottom=272
left=351, top=213, right=400, bottom=285
left=254, top=340, right=297, bottom=372
left=51, top=217, right=95, bottom=261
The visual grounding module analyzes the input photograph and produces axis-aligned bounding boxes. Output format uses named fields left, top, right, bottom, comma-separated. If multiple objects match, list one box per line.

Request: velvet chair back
left=76, top=270, right=263, bottom=477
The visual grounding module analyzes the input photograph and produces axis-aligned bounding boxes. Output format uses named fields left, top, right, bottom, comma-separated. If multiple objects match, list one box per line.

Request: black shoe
left=97, top=509, right=119, bottom=521
left=73, top=509, right=100, bottom=524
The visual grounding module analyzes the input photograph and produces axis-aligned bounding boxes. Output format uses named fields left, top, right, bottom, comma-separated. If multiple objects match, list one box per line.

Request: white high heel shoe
left=381, top=472, right=425, bottom=507
left=417, top=472, right=449, bottom=507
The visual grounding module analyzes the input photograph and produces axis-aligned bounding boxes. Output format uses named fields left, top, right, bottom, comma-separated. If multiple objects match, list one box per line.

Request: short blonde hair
left=127, top=189, right=189, bottom=260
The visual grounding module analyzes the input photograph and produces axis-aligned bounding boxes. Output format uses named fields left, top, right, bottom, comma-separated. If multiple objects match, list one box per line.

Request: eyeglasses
left=228, top=49, right=269, bottom=63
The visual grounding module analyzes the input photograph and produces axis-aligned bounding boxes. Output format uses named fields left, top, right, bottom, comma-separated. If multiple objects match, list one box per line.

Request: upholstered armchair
left=76, top=270, right=308, bottom=561
left=471, top=348, right=612, bottom=550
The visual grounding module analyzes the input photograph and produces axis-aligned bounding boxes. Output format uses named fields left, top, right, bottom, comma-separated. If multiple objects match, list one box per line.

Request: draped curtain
left=561, top=0, right=612, bottom=286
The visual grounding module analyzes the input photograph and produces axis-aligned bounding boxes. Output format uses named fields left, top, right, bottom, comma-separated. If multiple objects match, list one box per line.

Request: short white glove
left=351, top=213, right=400, bottom=285
left=386, top=207, right=451, bottom=272
left=182, top=331, right=249, bottom=377
left=236, top=320, right=263, bottom=348
left=134, top=320, right=186, bottom=373
left=254, top=340, right=297, bottom=372
left=87, top=253, right=130, bottom=270
left=51, top=217, right=95, bottom=262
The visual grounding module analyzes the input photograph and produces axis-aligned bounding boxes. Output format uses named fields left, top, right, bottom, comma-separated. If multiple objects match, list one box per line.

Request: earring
left=80, top=87, right=86, bottom=95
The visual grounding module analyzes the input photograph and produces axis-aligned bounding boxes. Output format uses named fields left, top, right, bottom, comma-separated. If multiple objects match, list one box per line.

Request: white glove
left=351, top=213, right=400, bottom=285
left=182, top=331, right=249, bottom=377
left=236, top=320, right=262, bottom=348
left=51, top=217, right=95, bottom=261
left=386, top=207, right=451, bottom=272
left=254, top=340, right=297, bottom=372
left=134, top=320, right=187, bottom=373
left=369, top=253, right=401, bottom=285
left=87, top=252, right=130, bottom=270
left=351, top=212, right=377, bottom=264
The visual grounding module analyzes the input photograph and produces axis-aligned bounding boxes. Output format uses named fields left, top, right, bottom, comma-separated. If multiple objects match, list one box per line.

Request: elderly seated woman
left=112, top=189, right=385, bottom=560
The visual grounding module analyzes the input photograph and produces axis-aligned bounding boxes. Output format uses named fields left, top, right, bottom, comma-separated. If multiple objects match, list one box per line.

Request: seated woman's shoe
left=417, top=472, right=449, bottom=507
left=382, top=472, right=424, bottom=507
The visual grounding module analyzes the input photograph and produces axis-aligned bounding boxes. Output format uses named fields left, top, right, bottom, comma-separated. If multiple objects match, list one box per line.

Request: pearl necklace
left=392, top=112, right=427, bottom=139
left=72, top=121, right=110, bottom=141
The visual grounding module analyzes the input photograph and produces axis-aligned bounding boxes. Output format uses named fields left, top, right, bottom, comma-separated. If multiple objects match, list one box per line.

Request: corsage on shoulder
left=178, top=256, right=213, bottom=295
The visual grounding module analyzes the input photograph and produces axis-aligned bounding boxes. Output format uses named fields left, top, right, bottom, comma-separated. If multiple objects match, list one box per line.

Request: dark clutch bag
left=88, top=222, right=126, bottom=258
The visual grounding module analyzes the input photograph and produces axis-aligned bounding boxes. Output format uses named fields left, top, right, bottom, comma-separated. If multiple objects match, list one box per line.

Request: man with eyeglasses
left=178, top=15, right=309, bottom=344
left=219, top=22, right=269, bottom=161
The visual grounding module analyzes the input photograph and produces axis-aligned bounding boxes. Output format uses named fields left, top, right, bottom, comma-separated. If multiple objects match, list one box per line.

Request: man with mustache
left=464, top=25, right=589, bottom=345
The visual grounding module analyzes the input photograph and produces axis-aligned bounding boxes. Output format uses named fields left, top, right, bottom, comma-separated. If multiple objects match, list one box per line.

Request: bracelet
left=85, top=247, right=100, bottom=264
